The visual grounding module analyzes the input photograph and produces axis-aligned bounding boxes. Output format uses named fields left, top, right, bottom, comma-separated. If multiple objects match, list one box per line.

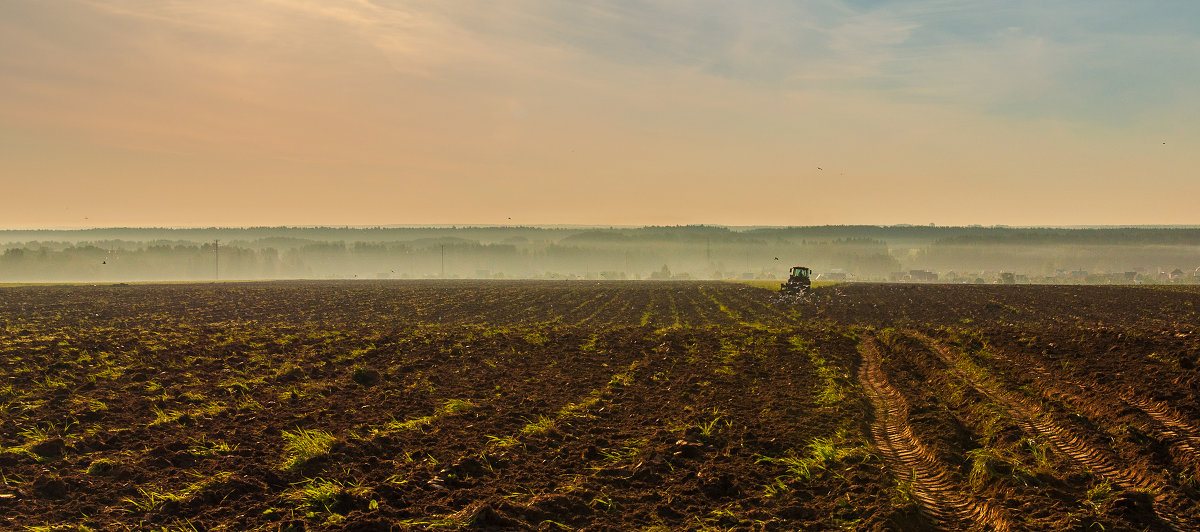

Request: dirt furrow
left=985, top=342, right=1200, bottom=468
left=912, top=332, right=1188, bottom=528
left=858, top=336, right=1011, bottom=531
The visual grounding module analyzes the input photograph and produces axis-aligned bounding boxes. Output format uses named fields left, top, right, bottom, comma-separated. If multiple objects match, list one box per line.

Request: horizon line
left=4, top=223, right=1200, bottom=232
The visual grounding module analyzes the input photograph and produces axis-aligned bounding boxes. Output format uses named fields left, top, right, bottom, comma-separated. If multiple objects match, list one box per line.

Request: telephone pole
left=214, top=239, right=220, bottom=281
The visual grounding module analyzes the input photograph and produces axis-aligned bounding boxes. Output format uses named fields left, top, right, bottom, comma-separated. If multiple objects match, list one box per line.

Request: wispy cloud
left=1, top=1, right=1198, bottom=226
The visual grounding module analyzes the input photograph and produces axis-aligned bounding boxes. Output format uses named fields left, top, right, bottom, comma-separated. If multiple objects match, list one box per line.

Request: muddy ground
left=0, top=281, right=1197, bottom=530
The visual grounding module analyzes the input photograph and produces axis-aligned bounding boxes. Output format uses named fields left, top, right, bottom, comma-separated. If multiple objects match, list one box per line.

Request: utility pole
left=214, top=239, right=220, bottom=281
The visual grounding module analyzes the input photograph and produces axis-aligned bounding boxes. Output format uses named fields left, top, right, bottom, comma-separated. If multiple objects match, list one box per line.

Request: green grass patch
left=756, top=429, right=866, bottom=494
left=281, top=428, right=336, bottom=471
left=439, top=398, right=477, bottom=414
left=519, top=415, right=557, bottom=436
left=284, top=477, right=371, bottom=516
left=123, top=472, right=232, bottom=513
left=791, top=336, right=846, bottom=406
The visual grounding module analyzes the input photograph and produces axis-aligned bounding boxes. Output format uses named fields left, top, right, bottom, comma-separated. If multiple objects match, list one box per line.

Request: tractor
left=779, top=266, right=812, bottom=296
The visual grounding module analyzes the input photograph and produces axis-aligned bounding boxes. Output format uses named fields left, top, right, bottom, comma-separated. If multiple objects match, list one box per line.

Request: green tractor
left=779, top=266, right=812, bottom=296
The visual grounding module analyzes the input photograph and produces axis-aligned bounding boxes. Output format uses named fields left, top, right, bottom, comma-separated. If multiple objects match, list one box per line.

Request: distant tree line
left=1, top=225, right=1196, bottom=282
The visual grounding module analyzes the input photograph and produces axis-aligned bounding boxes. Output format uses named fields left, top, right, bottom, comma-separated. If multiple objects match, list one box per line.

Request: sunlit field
left=3, top=281, right=1198, bottom=530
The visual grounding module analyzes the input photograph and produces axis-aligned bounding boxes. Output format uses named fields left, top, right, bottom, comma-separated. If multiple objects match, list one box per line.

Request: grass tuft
left=440, top=398, right=477, bottom=414
left=890, top=471, right=918, bottom=509
left=1083, top=480, right=1114, bottom=510
left=281, top=428, right=336, bottom=471
left=757, top=430, right=864, bottom=488
left=519, top=415, right=557, bottom=436
left=284, top=477, right=369, bottom=515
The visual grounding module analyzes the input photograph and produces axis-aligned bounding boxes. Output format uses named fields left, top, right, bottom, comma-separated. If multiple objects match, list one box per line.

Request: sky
left=2, top=1, right=1198, bottom=228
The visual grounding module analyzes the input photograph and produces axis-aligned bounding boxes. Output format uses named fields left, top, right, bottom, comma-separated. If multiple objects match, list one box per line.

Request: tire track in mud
left=983, top=342, right=1200, bottom=468
left=910, top=332, right=1188, bottom=529
left=913, top=332, right=1142, bottom=487
left=1124, top=396, right=1200, bottom=460
left=858, top=336, right=1011, bottom=531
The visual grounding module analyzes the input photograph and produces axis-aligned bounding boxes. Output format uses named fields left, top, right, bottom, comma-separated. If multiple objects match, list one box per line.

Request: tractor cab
left=789, top=267, right=811, bottom=281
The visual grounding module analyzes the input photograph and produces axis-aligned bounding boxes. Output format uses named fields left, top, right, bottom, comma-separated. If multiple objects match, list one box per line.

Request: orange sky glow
left=2, top=1, right=1198, bottom=228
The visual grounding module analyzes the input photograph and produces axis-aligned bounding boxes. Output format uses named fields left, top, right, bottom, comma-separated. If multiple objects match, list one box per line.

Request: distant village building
left=908, top=270, right=938, bottom=282
left=889, top=270, right=937, bottom=282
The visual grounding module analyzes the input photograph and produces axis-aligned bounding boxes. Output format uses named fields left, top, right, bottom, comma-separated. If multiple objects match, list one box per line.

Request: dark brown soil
left=0, top=281, right=1197, bottom=530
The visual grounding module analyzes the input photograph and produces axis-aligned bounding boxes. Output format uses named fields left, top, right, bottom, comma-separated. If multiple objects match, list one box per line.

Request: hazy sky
left=3, top=1, right=1198, bottom=228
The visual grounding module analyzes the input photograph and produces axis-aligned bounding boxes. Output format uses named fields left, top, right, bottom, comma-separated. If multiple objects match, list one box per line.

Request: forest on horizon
left=2, top=225, right=1199, bottom=283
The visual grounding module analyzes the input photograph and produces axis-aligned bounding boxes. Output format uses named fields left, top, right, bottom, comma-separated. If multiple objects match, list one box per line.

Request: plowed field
left=1, top=281, right=1198, bottom=531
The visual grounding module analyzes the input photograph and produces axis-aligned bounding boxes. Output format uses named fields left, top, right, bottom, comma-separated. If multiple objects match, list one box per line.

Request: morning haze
left=2, top=225, right=1198, bottom=284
